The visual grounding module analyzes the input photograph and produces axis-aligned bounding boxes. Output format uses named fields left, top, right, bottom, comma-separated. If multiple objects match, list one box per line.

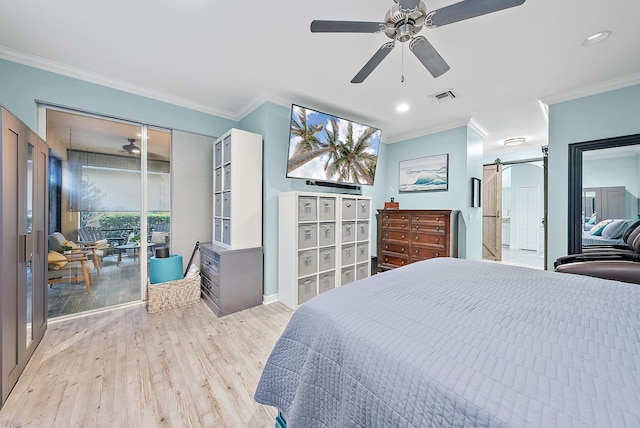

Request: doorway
left=41, top=106, right=171, bottom=319
left=483, top=158, right=545, bottom=269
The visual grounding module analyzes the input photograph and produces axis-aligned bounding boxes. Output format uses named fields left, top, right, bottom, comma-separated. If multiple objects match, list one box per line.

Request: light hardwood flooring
left=0, top=300, right=293, bottom=427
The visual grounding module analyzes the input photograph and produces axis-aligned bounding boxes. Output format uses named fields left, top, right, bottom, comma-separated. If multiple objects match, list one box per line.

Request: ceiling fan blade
left=351, top=42, right=395, bottom=83
left=428, top=0, right=525, bottom=27
left=310, top=20, right=385, bottom=33
left=409, top=36, right=450, bottom=78
left=398, top=0, right=420, bottom=12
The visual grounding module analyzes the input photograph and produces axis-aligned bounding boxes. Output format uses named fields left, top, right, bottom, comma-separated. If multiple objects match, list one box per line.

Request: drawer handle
left=435, top=252, right=440, bottom=257
left=415, top=225, right=419, bottom=230
left=401, top=261, right=405, bottom=265
left=402, top=224, right=406, bottom=228
left=385, top=245, right=389, bottom=249
left=415, top=249, right=419, bottom=254
left=436, top=238, right=440, bottom=244
left=385, top=257, right=388, bottom=262
left=402, top=234, right=405, bottom=239
left=415, top=236, right=419, bottom=241
left=385, top=233, right=389, bottom=238
left=401, top=247, right=405, bottom=252
left=436, top=226, right=440, bottom=231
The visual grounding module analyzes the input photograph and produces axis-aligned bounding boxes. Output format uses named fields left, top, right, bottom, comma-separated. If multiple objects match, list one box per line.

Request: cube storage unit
left=213, top=129, right=262, bottom=249
left=279, top=191, right=372, bottom=309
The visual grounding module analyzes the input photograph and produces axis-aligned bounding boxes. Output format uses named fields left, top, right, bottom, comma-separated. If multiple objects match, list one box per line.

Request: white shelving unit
left=213, top=128, right=262, bottom=249
left=279, top=191, right=372, bottom=309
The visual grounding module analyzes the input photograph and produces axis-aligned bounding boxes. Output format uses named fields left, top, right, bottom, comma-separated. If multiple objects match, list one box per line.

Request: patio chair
left=150, top=223, right=170, bottom=249
left=77, top=226, right=119, bottom=264
left=47, top=232, right=95, bottom=293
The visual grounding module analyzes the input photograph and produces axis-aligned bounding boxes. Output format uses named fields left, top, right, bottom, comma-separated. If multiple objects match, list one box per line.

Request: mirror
left=567, top=134, right=640, bottom=254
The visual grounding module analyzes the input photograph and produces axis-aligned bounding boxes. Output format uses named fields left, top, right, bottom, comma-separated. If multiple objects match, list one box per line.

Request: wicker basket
left=146, top=275, right=201, bottom=313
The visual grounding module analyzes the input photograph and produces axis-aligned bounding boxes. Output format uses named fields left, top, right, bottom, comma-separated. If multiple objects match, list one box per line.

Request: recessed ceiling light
left=581, top=30, right=611, bottom=46
left=396, top=103, right=409, bottom=112
left=504, top=137, right=526, bottom=147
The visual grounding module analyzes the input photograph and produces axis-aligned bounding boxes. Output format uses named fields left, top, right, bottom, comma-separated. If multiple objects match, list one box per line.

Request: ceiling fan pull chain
left=401, top=43, right=405, bottom=83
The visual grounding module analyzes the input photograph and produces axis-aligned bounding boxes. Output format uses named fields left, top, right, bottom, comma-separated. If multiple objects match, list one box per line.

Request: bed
left=582, top=230, right=625, bottom=247
left=255, top=258, right=640, bottom=427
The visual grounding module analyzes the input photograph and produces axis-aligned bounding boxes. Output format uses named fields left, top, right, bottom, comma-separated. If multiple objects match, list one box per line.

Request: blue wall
left=0, top=59, right=236, bottom=137
left=374, top=126, right=484, bottom=260
left=547, top=83, right=640, bottom=266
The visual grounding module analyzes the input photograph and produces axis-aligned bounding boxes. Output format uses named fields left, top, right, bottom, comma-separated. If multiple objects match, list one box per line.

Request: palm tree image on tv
left=287, top=106, right=381, bottom=185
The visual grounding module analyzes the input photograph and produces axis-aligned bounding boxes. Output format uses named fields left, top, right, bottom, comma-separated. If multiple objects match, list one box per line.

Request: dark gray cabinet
left=583, top=186, right=626, bottom=223
left=1, top=106, right=48, bottom=407
left=199, top=242, right=263, bottom=317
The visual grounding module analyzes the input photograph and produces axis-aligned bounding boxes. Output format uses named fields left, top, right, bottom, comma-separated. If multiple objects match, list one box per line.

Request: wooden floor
left=0, top=300, right=293, bottom=427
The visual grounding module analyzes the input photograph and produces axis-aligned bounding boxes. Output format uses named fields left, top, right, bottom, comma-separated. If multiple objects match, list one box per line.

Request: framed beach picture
left=398, top=154, right=449, bottom=192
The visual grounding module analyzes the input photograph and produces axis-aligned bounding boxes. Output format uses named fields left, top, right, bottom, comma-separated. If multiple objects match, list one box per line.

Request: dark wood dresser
left=199, top=242, right=263, bottom=317
left=376, top=209, right=458, bottom=272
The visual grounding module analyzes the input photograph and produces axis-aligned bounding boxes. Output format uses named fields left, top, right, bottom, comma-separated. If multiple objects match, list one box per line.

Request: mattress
left=255, top=258, right=640, bottom=427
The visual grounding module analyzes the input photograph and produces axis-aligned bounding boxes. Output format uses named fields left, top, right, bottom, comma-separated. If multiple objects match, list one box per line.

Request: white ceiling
left=1, top=0, right=640, bottom=157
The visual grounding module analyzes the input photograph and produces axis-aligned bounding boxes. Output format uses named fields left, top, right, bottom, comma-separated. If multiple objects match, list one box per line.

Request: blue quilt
left=255, top=258, right=640, bottom=427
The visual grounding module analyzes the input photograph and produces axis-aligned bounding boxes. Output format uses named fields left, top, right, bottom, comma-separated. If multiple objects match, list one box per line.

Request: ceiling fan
left=310, top=0, right=526, bottom=83
left=122, top=138, right=141, bottom=155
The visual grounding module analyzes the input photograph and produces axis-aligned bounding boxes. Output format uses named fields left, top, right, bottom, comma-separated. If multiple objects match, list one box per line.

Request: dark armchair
left=555, top=222, right=640, bottom=285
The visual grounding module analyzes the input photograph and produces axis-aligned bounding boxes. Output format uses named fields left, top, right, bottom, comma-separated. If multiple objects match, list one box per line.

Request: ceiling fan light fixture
left=123, top=138, right=141, bottom=154
left=504, top=137, right=526, bottom=147
left=581, top=30, right=611, bottom=46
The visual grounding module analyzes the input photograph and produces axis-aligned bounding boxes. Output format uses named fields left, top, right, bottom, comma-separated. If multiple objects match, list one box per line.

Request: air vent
left=428, top=89, right=457, bottom=104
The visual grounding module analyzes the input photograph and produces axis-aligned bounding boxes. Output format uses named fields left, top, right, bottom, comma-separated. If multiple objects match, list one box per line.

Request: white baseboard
left=262, top=293, right=279, bottom=305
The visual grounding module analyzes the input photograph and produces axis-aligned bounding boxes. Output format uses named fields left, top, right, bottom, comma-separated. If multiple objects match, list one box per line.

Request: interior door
left=482, top=164, right=502, bottom=261
left=517, top=185, right=539, bottom=250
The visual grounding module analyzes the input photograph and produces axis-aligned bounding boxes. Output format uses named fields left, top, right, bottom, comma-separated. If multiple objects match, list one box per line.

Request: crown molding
left=540, top=73, right=640, bottom=106
left=468, top=117, right=489, bottom=139
left=0, top=45, right=239, bottom=120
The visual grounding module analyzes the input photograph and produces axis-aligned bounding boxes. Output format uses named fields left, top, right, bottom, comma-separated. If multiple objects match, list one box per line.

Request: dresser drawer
left=382, top=219, right=410, bottom=230
left=411, top=230, right=447, bottom=246
left=380, top=241, right=408, bottom=255
left=411, top=246, right=446, bottom=260
left=380, top=254, right=409, bottom=267
left=381, top=230, right=409, bottom=242
left=412, top=213, right=447, bottom=225
left=380, top=212, right=410, bottom=222
left=412, top=221, right=446, bottom=232
left=201, top=273, right=220, bottom=303
left=200, top=251, right=220, bottom=281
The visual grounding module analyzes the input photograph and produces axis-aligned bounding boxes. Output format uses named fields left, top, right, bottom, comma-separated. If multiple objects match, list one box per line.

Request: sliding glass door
left=42, top=107, right=171, bottom=318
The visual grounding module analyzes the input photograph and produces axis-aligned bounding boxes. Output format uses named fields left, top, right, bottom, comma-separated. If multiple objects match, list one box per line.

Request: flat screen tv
left=286, top=104, right=381, bottom=186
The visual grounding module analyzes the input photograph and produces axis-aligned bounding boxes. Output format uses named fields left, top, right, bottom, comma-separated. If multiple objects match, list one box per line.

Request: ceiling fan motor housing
left=384, top=1, right=427, bottom=42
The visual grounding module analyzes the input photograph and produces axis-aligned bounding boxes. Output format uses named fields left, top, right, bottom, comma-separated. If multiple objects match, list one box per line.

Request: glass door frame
left=36, top=103, right=171, bottom=308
